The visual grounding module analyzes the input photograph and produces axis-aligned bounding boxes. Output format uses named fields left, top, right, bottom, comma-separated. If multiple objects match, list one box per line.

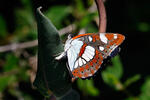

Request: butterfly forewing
left=65, top=33, right=125, bottom=79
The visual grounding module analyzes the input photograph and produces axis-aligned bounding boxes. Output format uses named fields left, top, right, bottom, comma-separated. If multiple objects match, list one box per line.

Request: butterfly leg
left=55, top=52, right=67, bottom=60
left=71, top=77, right=76, bottom=82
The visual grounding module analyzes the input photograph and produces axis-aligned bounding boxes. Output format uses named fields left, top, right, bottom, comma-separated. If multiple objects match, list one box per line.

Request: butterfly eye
left=68, top=33, right=75, bottom=39
left=68, top=34, right=73, bottom=39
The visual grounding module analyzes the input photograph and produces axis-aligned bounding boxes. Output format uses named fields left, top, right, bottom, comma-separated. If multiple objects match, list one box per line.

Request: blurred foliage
left=45, top=5, right=72, bottom=29
left=102, top=56, right=141, bottom=91
left=77, top=79, right=99, bottom=96
left=0, top=75, right=16, bottom=92
left=0, top=0, right=149, bottom=100
left=139, top=77, right=150, bottom=100
left=0, top=53, right=29, bottom=99
left=0, top=15, right=7, bottom=38
left=102, top=56, right=124, bottom=90
left=3, top=54, right=18, bottom=72
left=137, top=22, right=150, bottom=32
left=124, top=74, right=141, bottom=88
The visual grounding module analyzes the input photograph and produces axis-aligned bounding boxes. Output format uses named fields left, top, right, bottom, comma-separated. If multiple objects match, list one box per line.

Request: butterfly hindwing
left=65, top=33, right=125, bottom=80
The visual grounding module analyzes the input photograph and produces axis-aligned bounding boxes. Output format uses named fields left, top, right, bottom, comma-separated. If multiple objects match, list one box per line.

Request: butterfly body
left=56, top=33, right=125, bottom=81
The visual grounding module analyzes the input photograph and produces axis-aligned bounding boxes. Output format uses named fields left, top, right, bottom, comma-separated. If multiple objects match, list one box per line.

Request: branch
left=59, top=24, right=76, bottom=35
left=0, top=40, right=38, bottom=53
left=0, top=0, right=107, bottom=53
left=95, top=0, right=107, bottom=33
left=0, top=24, right=76, bottom=53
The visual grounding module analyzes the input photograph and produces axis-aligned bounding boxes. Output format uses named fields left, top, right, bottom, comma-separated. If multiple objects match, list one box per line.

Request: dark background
left=0, top=0, right=150, bottom=100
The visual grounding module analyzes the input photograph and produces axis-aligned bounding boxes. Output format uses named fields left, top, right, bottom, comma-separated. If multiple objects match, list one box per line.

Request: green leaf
left=137, top=22, right=150, bottom=32
left=3, top=54, right=19, bottom=72
left=86, top=23, right=98, bottom=33
left=0, top=75, right=16, bottom=92
left=33, top=7, right=79, bottom=99
left=79, top=12, right=97, bottom=28
left=75, top=0, right=85, bottom=13
left=15, top=8, right=36, bottom=42
left=103, top=55, right=123, bottom=79
left=139, top=77, right=150, bottom=100
left=77, top=79, right=100, bottom=96
left=45, top=6, right=72, bottom=28
left=0, top=15, right=7, bottom=38
left=102, top=72, right=123, bottom=90
left=124, top=74, right=141, bottom=88
left=102, top=56, right=124, bottom=90
left=125, top=97, right=138, bottom=100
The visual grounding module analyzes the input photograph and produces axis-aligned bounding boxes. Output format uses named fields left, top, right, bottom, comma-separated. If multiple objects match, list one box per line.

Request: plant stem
left=95, top=0, right=107, bottom=33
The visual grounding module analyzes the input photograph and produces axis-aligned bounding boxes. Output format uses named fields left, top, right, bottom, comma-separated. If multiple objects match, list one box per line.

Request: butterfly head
left=55, top=34, right=73, bottom=60
left=64, top=35, right=73, bottom=52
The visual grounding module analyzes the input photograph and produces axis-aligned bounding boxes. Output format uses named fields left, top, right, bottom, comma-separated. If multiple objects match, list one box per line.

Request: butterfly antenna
left=71, top=24, right=75, bottom=37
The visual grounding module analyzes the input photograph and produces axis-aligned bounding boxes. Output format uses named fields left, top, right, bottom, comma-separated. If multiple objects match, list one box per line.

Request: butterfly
left=55, top=33, right=125, bottom=82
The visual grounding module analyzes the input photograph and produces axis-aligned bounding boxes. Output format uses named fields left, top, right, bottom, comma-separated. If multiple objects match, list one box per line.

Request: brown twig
left=59, top=24, right=76, bottom=35
left=95, top=0, right=107, bottom=33
left=0, top=1, right=107, bottom=53
left=0, top=24, right=76, bottom=53
left=0, top=40, right=38, bottom=53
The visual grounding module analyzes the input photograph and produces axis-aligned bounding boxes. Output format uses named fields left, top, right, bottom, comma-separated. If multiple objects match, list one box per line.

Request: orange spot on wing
left=90, top=69, right=95, bottom=75
left=92, top=34, right=100, bottom=42
left=105, top=33, right=125, bottom=46
left=84, top=72, right=88, bottom=77
left=78, top=73, right=82, bottom=78
left=105, top=34, right=114, bottom=40
left=95, top=54, right=99, bottom=59
left=92, top=35, right=96, bottom=42
left=96, top=50, right=99, bottom=54
left=79, top=43, right=87, bottom=56
left=96, top=35, right=100, bottom=40
left=72, top=69, right=78, bottom=77
left=90, top=61, right=93, bottom=66
left=95, top=65, right=99, bottom=70
left=72, top=33, right=93, bottom=39
left=85, top=64, right=90, bottom=69
left=106, top=45, right=110, bottom=49
left=115, top=34, right=125, bottom=45
left=80, top=67, right=84, bottom=72
left=98, top=60, right=102, bottom=65
left=99, top=54, right=103, bottom=61
left=72, top=68, right=80, bottom=77
left=92, top=58, right=97, bottom=63
left=110, top=41, right=114, bottom=45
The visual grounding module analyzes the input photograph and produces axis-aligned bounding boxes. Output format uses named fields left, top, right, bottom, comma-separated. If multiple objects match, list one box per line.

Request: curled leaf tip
left=37, top=6, right=44, bottom=17
left=37, top=6, right=42, bottom=11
